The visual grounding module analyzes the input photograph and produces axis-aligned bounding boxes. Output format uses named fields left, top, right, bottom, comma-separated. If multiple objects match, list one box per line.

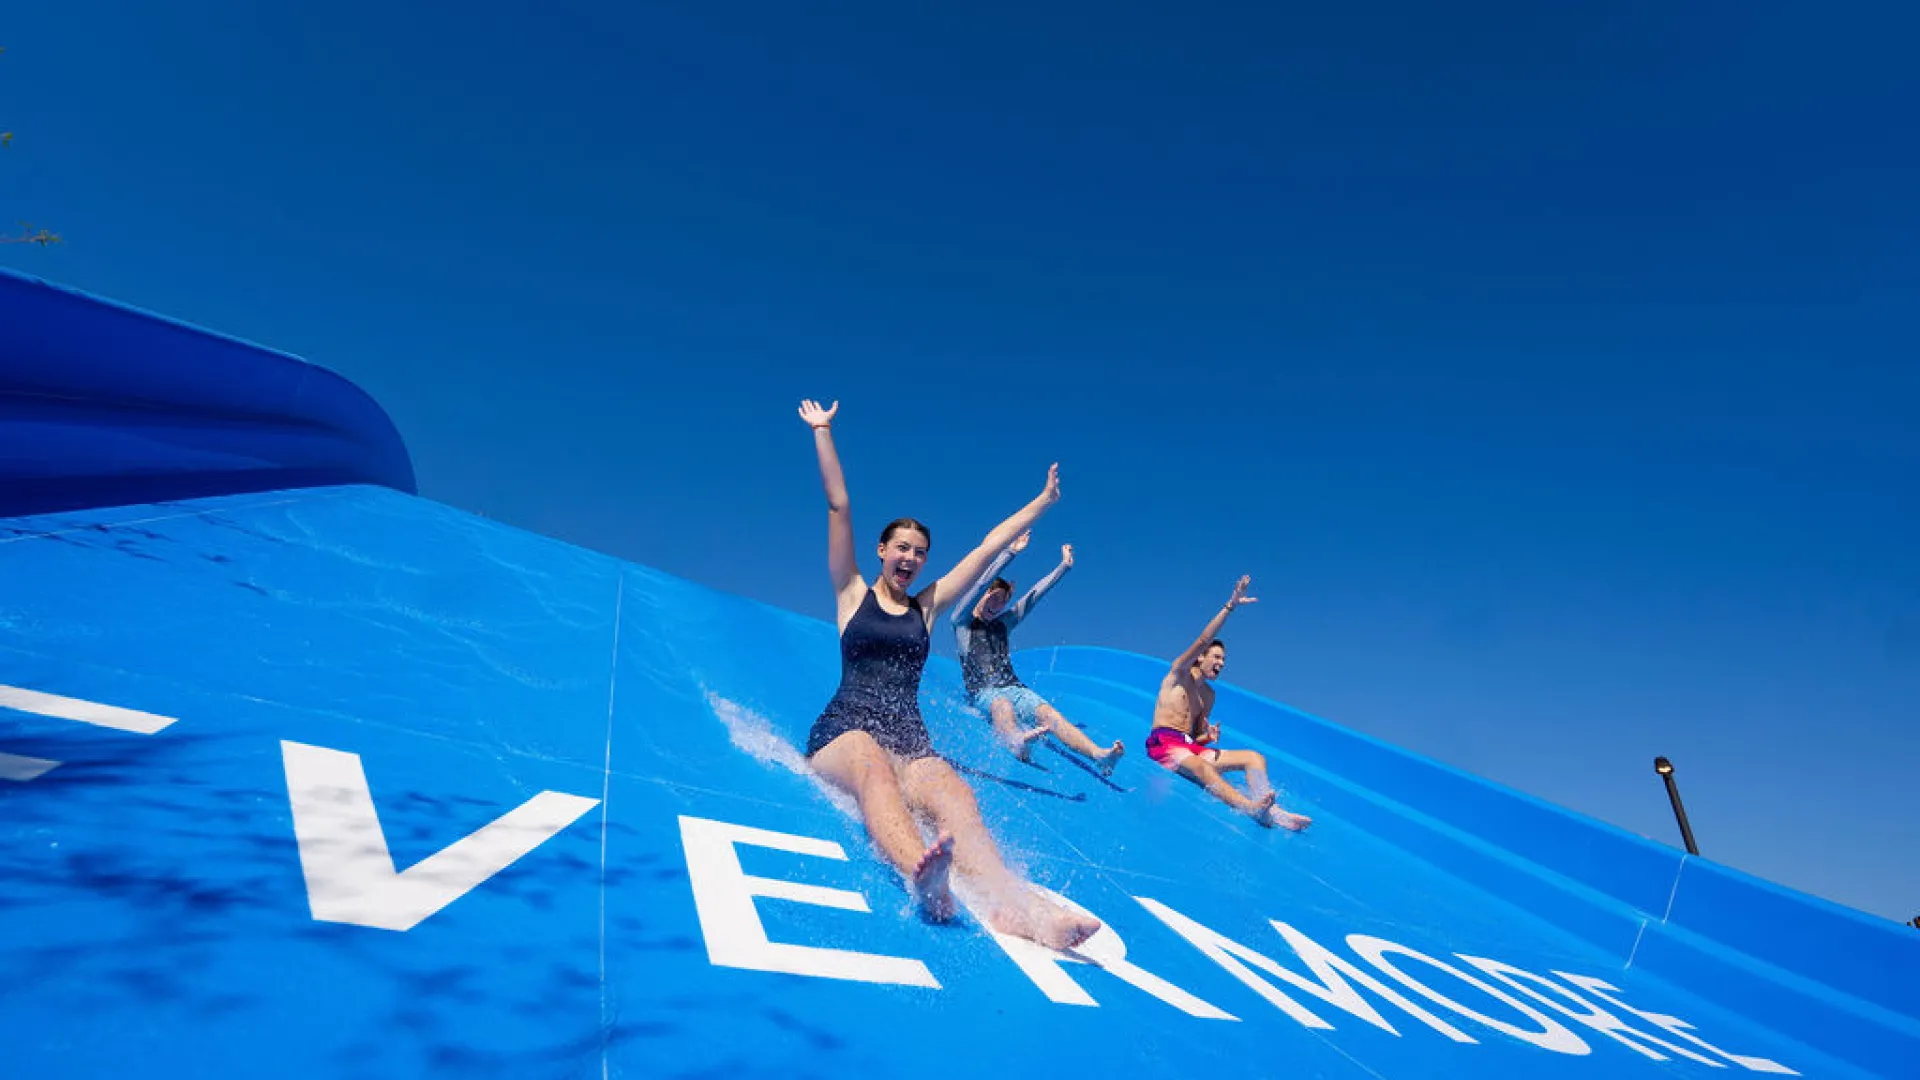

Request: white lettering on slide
left=1347, top=936, right=1590, bottom=1055
left=1268, top=920, right=1477, bottom=1040
left=1556, top=972, right=1798, bottom=1074
left=1136, top=897, right=1473, bottom=1040
left=0, top=751, right=60, bottom=782
left=0, top=683, right=178, bottom=782
left=0, top=683, right=177, bottom=734
left=283, top=740, right=598, bottom=932
left=1458, top=955, right=1722, bottom=1065
left=678, top=815, right=938, bottom=988
left=985, top=887, right=1235, bottom=1018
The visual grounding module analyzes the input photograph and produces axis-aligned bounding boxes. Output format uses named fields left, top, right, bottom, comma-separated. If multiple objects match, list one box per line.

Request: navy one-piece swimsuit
left=805, top=587, right=937, bottom=760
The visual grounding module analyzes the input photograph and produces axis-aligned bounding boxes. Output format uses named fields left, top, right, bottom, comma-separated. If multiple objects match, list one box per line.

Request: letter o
left=1347, top=935, right=1589, bottom=1056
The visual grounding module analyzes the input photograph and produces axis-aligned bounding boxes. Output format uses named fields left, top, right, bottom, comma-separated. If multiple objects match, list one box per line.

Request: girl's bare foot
left=1098, top=740, right=1125, bottom=776
left=913, top=834, right=957, bottom=921
left=989, top=893, right=1103, bottom=952
left=1245, top=791, right=1279, bottom=827
left=1041, top=907, right=1104, bottom=952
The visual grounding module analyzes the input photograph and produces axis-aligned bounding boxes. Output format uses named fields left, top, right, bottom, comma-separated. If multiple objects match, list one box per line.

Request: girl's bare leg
left=811, top=732, right=958, bottom=917
left=899, top=756, right=1102, bottom=950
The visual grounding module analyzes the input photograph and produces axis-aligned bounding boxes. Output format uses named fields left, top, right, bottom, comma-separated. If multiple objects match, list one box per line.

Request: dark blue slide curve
left=2, top=273, right=1915, bottom=1079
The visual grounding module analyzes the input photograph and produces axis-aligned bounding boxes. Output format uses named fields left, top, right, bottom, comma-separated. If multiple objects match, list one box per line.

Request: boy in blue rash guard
left=950, top=531, right=1125, bottom=774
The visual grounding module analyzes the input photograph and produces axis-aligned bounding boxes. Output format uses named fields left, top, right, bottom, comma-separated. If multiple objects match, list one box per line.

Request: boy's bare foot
left=1098, top=740, right=1125, bottom=776
left=1009, top=725, right=1049, bottom=762
left=1269, top=809, right=1313, bottom=832
left=913, top=833, right=957, bottom=921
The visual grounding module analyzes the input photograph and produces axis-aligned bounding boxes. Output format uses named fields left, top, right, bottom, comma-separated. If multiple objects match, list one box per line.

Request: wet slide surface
left=4, top=485, right=1911, bottom=1078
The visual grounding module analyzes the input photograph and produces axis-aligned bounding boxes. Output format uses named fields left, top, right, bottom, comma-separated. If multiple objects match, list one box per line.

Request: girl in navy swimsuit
left=798, top=399, right=1101, bottom=952
left=804, top=585, right=937, bottom=760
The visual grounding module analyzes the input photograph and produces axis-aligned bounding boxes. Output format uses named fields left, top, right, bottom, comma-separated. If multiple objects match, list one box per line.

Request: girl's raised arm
left=923, top=464, right=1061, bottom=621
left=799, top=399, right=866, bottom=620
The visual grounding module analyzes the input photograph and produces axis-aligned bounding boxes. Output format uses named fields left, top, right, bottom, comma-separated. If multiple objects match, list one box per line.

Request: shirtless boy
left=1146, top=576, right=1312, bottom=830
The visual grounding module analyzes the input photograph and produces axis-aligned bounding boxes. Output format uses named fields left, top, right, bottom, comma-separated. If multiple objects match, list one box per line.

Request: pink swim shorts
left=1146, top=727, right=1219, bottom=770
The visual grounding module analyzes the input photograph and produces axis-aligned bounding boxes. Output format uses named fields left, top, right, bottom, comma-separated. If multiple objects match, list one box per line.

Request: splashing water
left=703, top=689, right=858, bottom=818
left=700, top=688, right=1084, bottom=934
left=702, top=689, right=925, bottom=920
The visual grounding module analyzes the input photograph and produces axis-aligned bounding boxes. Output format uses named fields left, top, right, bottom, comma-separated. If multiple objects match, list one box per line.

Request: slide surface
left=2, top=273, right=1913, bottom=1078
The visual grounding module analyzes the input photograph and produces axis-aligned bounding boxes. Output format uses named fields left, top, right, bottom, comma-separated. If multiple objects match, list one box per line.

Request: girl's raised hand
left=798, top=399, right=839, bottom=430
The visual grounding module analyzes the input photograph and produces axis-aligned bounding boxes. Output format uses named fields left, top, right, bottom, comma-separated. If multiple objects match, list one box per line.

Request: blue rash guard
left=950, top=547, right=1071, bottom=698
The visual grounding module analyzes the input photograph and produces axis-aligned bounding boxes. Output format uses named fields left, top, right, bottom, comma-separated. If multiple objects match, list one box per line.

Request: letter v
left=283, top=740, right=599, bottom=931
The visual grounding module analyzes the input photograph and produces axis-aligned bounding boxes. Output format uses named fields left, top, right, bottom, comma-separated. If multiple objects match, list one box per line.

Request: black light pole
left=1653, top=756, right=1699, bottom=856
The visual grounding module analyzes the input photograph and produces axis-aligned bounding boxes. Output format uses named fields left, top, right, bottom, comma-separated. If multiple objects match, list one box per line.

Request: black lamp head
left=1654, top=756, right=1674, bottom=776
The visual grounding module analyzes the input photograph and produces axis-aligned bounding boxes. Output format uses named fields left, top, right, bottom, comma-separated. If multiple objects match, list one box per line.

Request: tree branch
left=3, top=46, right=61, bottom=246
left=1, top=227, right=62, bottom=246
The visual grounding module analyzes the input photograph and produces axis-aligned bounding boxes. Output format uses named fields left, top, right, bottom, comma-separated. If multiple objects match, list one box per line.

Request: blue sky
left=5, top=3, right=1915, bottom=922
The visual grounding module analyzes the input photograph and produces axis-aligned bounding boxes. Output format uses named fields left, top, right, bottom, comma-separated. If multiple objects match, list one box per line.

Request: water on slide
left=2, top=484, right=1907, bottom=1078
left=1, top=268, right=1911, bottom=1077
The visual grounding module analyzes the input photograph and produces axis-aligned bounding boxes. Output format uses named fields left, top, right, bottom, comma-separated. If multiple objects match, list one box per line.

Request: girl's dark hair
left=878, top=517, right=932, bottom=548
left=988, top=578, right=1014, bottom=595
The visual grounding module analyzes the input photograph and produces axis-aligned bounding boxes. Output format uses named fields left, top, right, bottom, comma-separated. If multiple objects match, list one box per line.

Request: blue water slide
left=1, top=274, right=1914, bottom=1078
left=0, top=267, right=413, bottom=517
